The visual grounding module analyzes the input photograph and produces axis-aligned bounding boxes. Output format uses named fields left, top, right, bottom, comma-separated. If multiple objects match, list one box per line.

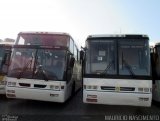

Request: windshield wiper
left=122, top=59, right=135, bottom=77
left=34, top=65, right=49, bottom=81
left=121, top=52, right=135, bottom=77
left=101, top=60, right=114, bottom=75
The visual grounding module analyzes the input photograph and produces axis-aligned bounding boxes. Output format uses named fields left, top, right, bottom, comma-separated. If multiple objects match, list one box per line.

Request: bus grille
left=101, top=86, right=135, bottom=91
left=34, top=84, right=47, bottom=88
left=101, top=86, right=115, bottom=90
left=19, top=83, right=31, bottom=87
left=120, top=87, right=135, bottom=91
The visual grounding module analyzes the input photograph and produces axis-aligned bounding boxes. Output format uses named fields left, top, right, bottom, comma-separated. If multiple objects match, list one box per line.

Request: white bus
left=151, top=43, right=160, bottom=102
left=83, top=34, right=152, bottom=107
left=6, top=32, right=82, bottom=102
left=0, top=44, right=12, bottom=94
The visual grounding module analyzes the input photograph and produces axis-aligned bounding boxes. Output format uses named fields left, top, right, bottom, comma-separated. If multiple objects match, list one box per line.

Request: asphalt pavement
left=0, top=89, right=160, bottom=121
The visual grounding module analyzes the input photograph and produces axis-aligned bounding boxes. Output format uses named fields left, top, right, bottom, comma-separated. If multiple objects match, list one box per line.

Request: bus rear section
left=83, top=34, right=152, bottom=107
left=0, top=44, right=12, bottom=94
left=6, top=45, right=82, bottom=103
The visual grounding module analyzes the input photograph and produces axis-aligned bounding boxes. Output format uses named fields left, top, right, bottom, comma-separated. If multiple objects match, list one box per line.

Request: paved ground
left=0, top=89, right=160, bottom=121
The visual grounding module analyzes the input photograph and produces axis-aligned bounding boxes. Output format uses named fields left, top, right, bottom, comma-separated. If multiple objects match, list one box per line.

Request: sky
left=0, top=0, right=160, bottom=47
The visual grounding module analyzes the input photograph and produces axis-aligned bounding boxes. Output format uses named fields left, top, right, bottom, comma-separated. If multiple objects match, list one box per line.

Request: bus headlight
left=7, top=82, right=16, bottom=87
left=138, top=88, right=143, bottom=92
left=50, top=85, right=60, bottom=91
left=138, top=87, right=150, bottom=93
left=84, top=85, right=98, bottom=90
left=144, top=88, right=149, bottom=92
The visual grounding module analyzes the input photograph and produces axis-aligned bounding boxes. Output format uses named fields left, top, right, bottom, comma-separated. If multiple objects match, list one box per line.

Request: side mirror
left=70, top=57, right=75, bottom=68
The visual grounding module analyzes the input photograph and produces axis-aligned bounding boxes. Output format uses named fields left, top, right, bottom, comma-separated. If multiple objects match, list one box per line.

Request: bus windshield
left=17, top=34, right=70, bottom=47
left=86, top=40, right=117, bottom=75
left=8, top=48, right=66, bottom=81
left=119, top=39, right=150, bottom=76
left=85, top=38, right=150, bottom=77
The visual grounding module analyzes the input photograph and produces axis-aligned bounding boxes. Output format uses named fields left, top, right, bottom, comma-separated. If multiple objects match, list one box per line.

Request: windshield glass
left=118, top=39, right=150, bottom=76
left=85, top=40, right=117, bottom=75
left=8, top=47, right=66, bottom=81
left=17, top=34, right=70, bottom=47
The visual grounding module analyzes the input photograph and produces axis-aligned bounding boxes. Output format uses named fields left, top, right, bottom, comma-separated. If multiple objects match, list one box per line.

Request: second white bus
left=83, top=34, right=152, bottom=107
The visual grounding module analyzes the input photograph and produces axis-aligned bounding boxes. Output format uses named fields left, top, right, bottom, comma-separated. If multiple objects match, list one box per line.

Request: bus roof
left=18, top=31, right=71, bottom=36
left=16, top=31, right=79, bottom=50
left=86, top=34, right=149, bottom=41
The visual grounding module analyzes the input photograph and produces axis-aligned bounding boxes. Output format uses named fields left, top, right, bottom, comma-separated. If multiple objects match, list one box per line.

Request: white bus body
left=6, top=77, right=76, bottom=102
left=6, top=32, right=82, bottom=102
left=83, top=34, right=152, bottom=107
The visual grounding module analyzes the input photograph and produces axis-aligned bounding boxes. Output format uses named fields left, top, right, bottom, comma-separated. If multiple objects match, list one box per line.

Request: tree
left=4, top=38, right=15, bottom=42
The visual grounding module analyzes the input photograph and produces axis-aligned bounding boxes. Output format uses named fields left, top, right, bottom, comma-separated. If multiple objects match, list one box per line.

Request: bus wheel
left=71, top=81, right=75, bottom=96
